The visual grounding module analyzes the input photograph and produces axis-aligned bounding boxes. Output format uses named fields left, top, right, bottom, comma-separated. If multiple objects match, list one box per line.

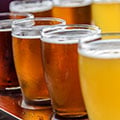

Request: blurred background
left=0, top=0, right=14, bottom=12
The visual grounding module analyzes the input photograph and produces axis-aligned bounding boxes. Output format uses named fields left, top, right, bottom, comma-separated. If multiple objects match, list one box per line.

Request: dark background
left=0, top=0, right=15, bottom=12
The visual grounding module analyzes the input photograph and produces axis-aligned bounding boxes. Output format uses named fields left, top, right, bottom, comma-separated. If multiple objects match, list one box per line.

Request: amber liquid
left=42, top=42, right=86, bottom=116
left=11, top=10, right=53, bottom=18
left=0, top=13, right=34, bottom=91
left=53, top=2, right=91, bottom=24
left=0, top=30, right=18, bottom=90
left=32, top=9, right=53, bottom=17
left=12, top=36, right=49, bottom=104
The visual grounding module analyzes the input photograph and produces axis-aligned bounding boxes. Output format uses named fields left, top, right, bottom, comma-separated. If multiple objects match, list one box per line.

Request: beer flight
left=0, top=0, right=120, bottom=120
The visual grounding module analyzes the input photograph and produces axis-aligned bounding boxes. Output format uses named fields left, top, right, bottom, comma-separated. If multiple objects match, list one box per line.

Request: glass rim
left=79, top=32, right=120, bottom=44
left=78, top=32, right=120, bottom=59
left=12, top=17, right=66, bottom=38
left=12, top=17, right=66, bottom=29
left=0, top=12, right=34, bottom=31
left=40, top=24, right=101, bottom=43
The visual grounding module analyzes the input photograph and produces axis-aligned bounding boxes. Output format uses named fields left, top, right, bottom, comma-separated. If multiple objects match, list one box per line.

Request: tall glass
left=9, top=0, right=53, bottom=17
left=12, top=17, right=66, bottom=110
left=78, top=32, right=120, bottom=120
left=41, top=24, right=100, bottom=117
left=0, top=12, right=33, bottom=92
left=92, top=0, right=120, bottom=32
left=53, top=0, right=92, bottom=24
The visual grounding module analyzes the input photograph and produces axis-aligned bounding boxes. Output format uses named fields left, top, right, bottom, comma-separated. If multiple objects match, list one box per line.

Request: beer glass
left=92, top=0, right=120, bottom=32
left=53, top=0, right=92, bottom=24
left=0, top=12, right=33, bottom=92
left=9, top=0, right=53, bottom=17
left=12, top=17, right=66, bottom=110
left=41, top=24, right=100, bottom=117
left=78, top=32, right=120, bottom=120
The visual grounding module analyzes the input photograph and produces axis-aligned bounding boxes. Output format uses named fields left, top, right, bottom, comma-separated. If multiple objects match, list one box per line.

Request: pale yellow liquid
left=78, top=40, right=120, bottom=120
left=92, top=2, right=120, bottom=32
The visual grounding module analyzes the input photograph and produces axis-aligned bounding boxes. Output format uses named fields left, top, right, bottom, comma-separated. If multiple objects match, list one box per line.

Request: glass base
left=51, top=113, right=88, bottom=120
left=19, top=98, right=51, bottom=110
left=51, top=109, right=87, bottom=119
left=5, top=86, right=21, bottom=91
left=0, top=86, right=21, bottom=95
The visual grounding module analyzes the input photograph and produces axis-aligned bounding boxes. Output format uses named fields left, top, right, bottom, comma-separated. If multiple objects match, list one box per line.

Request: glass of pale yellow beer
left=9, top=0, right=53, bottom=17
left=12, top=17, right=66, bottom=110
left=40, top=24, right=100, bottom=118
left=92, top=0, right=120, bottom=32
left=0, top=12, right=33, bottom=93
left=53, top=0, right=92, bottom=24
left=78, top=32, right=120, bottom=120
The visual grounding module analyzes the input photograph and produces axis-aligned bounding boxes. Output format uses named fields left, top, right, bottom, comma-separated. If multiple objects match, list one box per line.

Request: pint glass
left=12, top=17, right=66, bottom=109
left=53, top=0, right=92, bottom=24
left=92, top=0, right=120, bottom=32
left=0, top=12, right=33, bottom=92
left=9, top=0, right=53, bottom=17
left=78, top=32, right=120, bottom=120
left=41, top=25, right=100, bottom=117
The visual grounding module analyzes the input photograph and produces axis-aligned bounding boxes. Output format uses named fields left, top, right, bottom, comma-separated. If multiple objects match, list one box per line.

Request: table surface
left=0, top=90, right=88, bottom=120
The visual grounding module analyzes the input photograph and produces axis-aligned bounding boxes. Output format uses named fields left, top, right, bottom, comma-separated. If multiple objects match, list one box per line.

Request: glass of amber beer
left=53, top=0, right=92, bottom=24
left=12, top=17, right=66, bottom=110
left=40, top=24, right=100, bottom=117
left=0, top=12, right=33, bottom=92
left=78, top=32, right=120, bottom=120
left=9, top=0, right=53, bottom=17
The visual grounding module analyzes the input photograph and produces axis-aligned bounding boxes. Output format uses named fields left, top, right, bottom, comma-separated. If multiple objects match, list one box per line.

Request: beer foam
left=10, top=1, right=53, bottom=13
left=42, top=37, right=79, bottom=44
left=54, top=0, right=91, bottom=7
left=79, top=39, right=120, bottom=59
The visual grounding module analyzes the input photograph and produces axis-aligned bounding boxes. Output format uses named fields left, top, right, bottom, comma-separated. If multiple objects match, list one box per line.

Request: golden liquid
left=53, top=2, right=91, bottom=24
left=42, top=42, right=86, bottom=116
left=79, top=40, right=120, bottom=120
left=92, top=2, right=120, bottom=32
left=12, top=36, right=49, bottom=102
